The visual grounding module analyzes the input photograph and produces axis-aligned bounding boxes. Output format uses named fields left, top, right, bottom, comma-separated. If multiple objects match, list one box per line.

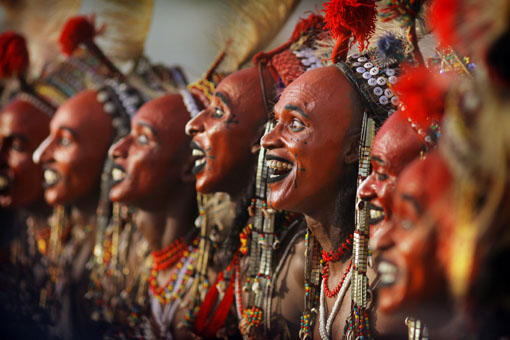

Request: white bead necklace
left=319, top=268, right=352, bottom=340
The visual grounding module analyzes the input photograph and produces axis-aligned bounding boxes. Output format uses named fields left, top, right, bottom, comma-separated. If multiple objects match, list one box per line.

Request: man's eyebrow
left=371, top=156, right=385, bottom=165
left=284, top=104, right=309, bottom=119
left=137, top=121, right=157, bottom=136
left=215, top=91, right=232, bottom=110
left=59, top=126, right=78, bottom=138
left=401, top=193, right=424, bottom=216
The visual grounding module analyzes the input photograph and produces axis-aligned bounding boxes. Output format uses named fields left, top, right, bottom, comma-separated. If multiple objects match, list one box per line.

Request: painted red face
left=0, top=99, right=50, bottom=209
left=185, top=67, right=269, bottom=196
left=375, top=150, right=453, bottom=316
left=109, top=94, right=191, bottom=206
left=261, top=66, right=362, bottom=215
left=357, top=110, right=425, bottom=247
left=35, top=90, right=113, bottom=206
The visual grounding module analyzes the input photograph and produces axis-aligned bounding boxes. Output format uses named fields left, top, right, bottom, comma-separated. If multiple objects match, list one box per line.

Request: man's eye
left=289, top=118, right=305, bottom=132
left=212, top=107, right=225, bottom=119
left=59, top=137, right=71, bottom=147
left=376, top=173, right=389, bottom=181
left=11, top=140, right=24, bottom=152
left=137, top=134, right=149, bottom=145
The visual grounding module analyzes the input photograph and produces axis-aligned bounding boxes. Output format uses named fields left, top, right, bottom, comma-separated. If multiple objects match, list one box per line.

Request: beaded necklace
left=321, top=234, right=353, bottom=299
left=151, top=237, right=187, bottom=271
left=148, top=237, right=199, bottom=303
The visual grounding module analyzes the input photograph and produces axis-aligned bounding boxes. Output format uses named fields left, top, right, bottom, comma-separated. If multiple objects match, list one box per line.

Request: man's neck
left=70, top=189, right=101, bottom=229
left=305, top=201, right=352, bottom=277
left=135, top=183, right=196, bottom=252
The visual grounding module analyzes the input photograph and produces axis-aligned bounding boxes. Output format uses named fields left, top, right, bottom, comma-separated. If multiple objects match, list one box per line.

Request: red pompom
left=59, top=15, right=98, bottom=56
left=394, top=65, right=447, bottom=128
left=322, top=0, right=377, bottom=61
left=0, top=31, right=29, bottom=78
left=428, top=0, right=460, bottom=48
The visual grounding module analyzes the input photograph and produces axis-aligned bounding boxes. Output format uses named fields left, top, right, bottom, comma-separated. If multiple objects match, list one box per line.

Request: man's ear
left=181, top=155, right=196, bottom=183
left=344, top=131, right=361, bottom=165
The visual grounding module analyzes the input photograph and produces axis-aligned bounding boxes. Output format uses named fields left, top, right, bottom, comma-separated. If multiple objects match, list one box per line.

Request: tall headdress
left=0, top=0, right=82, bottom=76
left=234, top=13, right=330, bottom=340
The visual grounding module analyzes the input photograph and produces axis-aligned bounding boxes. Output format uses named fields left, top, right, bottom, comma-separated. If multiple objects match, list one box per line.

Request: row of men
left=0, top=0, right=509, bottom=339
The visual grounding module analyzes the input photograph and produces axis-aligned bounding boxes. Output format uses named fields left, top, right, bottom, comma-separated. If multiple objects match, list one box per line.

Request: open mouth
left=0, top=174, right=10, bottom=193
left=111, top=164, right=127, bottom=185
left=266, top=155, right=293, bottom=183
left=367, top=202, right=385, bottom=225
left=377, top=258, right=398, bottom=287
left=191, top=141, right=206, bottom=175
left=43, top=168, right=60, bottom=188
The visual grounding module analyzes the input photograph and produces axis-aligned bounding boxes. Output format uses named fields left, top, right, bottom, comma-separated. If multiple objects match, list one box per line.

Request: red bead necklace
left=151, top=237, right=187, bottom=271
left=322, top=234, right=354, bottom=298
left=321, top=233, right=353, bottom=263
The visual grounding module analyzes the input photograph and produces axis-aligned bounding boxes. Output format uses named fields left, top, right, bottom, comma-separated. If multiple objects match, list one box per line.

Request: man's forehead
left=276, top=83, right=318, bottom=113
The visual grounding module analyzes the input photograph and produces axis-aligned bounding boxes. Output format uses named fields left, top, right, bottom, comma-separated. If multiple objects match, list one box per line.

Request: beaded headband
left=96, top=78, right=145, bottom=139
left=335, top=49, right=402, bottom=128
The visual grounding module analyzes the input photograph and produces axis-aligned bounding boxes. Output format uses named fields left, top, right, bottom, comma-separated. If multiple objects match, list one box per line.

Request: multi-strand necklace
left=318, top=234, right=354, bottom=340
left=148, top=237, right=198, bottom=302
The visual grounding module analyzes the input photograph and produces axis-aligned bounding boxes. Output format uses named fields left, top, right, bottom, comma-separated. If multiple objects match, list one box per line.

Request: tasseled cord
left=322, top=0, right=377, bottom=63
left=59, top=15, right=124, bottom=80
left=252, top=13, right=325, bottom=66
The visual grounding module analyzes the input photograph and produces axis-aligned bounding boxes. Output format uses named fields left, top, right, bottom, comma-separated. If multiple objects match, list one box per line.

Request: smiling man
left=357, top=110, right=426, bottom=249
left=261, top=46, right=407, bottom=338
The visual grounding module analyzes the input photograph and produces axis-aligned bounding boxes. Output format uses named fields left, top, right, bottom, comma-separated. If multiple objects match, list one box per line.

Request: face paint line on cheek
left=204, top=147, right=215, bottom=170
left=293, top=153, right=306, bottom=189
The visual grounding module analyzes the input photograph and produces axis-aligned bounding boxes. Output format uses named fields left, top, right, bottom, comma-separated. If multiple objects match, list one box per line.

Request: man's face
left=109, top=94, right=190, bottom=206
left=0, top=99, right=50, bottom=208
left=261, top=66, right=361, bottom=215
left=375, top=151, right=453, bottom=316
left=185, top=67, right=268, bottom=195
left=35, top=90, right=113, bottom=206
left=357, top=110, right=424, bottom=247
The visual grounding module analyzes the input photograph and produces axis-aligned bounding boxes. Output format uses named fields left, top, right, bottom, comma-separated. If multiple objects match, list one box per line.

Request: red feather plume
left=322, top=0, right=377, bottom=62
left=428, top=0, right=461, bottom=48
left=59, top=15, right=98, bottom=56
left=394, top=65, right=447, bottom=128
left=0, top=31, right=29, bottom=79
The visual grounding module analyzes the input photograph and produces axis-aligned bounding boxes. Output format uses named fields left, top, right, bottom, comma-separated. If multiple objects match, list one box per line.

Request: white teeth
left=44, top=169, right=58, bottom=185
left=194, top=158, right=206, bottom=167
left=377, top=261, right=398, bottom=285
left=192, top=149, right=204, bottom=157
left=380, top=273, right=397, bottom=285
left=370, top=209, right=384, bottom=219
left=0, top=175, right=8, bottom=189
left=112, top=168, right=126, bottom=181
left=378, top=261, right=397, bottom=274
left=266, top=159, right=293, bottom=171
